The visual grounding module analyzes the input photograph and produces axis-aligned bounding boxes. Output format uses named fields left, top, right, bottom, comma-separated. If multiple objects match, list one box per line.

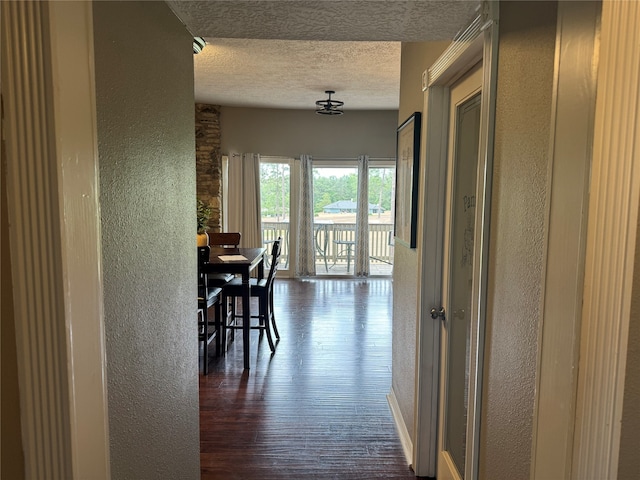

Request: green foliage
left=318, top=192, right=333, bottom=212
left=259, top=163, right=395, bottom=217
left=259, top=163, right=291, bottom=219
left=311, top=167, right=394, bottom=213
left=368, top=167, right=394, bottom=211
left=313, top=173, right=356, bottom=213
left=196, top=199, right=212, bottom=233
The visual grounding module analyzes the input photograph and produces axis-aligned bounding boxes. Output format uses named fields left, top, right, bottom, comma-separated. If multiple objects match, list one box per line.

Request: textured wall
left=220, top=107, right=397, bottom=158
left=391, top=244, right=419, bottom=433
left=619, top=204, right=640, bottom=478
left=195, top=103, right=222, bottom=231
left=93, top=2, right=200, bottom=478
left=392, top=41, right=449, bottom=446
left=479, top=2, right=557, bottom=479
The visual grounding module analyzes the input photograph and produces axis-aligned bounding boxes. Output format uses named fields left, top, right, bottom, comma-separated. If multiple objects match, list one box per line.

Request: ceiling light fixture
left=193, top=37, right=206, bottom=54
left=315, top=90, right=344, bottom=115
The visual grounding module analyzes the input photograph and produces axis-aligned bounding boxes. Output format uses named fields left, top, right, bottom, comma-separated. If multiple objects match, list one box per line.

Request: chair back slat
left=197, top=246, right=211, bottom=274
left=197, top=245, right=210, bottom=297
left=265, top=237, right=282, bottom=287
left=208, top=232, right=241, bottom=247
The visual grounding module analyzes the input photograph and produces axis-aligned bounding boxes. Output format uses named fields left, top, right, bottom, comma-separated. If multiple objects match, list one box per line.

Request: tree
left=369, top=167, right=394, bottom=212
left=260, top=163, right=290, bottom=220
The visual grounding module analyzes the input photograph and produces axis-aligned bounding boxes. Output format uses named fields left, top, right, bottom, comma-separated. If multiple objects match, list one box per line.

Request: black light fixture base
left=315, top=90, right=344, bottom=115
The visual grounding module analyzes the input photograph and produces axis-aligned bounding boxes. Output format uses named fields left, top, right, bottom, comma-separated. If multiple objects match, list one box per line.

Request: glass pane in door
left=259, top=160, right=290, bottom=268
left=313, top=166, right=358, bottom=275
left=445, top=93, right=481, bottom=475
left=368, top=166, right=395, bottom=275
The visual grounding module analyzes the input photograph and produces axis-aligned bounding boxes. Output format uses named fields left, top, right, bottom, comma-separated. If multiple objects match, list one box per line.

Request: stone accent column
left=195, top=103, right=222, bottom=231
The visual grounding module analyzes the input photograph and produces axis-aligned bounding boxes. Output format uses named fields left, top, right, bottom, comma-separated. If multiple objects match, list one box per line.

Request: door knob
left=430, top=307, right=446, bottom=320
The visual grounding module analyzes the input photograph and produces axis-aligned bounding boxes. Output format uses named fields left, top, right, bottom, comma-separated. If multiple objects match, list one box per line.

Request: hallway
left=199, top=278, right=419, bottom=479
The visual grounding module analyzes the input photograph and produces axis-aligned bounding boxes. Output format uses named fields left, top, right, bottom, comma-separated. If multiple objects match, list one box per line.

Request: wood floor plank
left=199, top=278, right=422, bottom=479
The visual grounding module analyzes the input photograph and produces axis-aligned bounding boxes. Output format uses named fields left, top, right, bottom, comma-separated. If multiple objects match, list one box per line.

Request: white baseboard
left=387, top=388, right=414, bottom=467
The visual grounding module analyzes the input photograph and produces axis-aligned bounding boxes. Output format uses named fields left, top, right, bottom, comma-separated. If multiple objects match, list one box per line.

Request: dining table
left=202, top=246, right=266, bottom=370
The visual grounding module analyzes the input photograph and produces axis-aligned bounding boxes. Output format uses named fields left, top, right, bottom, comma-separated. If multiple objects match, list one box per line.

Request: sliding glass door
left=259, top=157, right=292, bottom=274
left=368, top=165, right=395, bottom=273
left=312, top=165, right=358, bottom=275
left=259, top=157, right=394, bottom=277
left=313, top=160, right=395, bottom=276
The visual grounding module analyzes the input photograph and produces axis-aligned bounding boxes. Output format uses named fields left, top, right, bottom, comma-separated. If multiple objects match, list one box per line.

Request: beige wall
left=93, top=2, right=200, bottom=477
left=398, top=42, right=450, bottom=124
left=392, top=41, right=449, bottom=444
left=480, top=2, right=558, bottom=479
left=221, top=107, right=397, bottom=158
left=619, top=201, right=640, bottom=478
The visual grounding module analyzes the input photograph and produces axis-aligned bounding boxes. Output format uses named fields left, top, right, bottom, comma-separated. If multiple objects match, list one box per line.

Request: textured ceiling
left=194, top=39, right=402, bottom=109
left=167, top=1, right=480, bottom=110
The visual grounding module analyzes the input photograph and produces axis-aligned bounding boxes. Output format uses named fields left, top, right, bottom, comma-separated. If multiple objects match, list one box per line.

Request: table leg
left=242, top=271, right=250, bottom=369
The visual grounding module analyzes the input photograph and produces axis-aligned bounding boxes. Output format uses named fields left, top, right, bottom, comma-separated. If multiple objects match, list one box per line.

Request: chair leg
left=202, top=305, right=209, bottom=375
left=260, top=293, right=275, bottom=352
left=221, top=293, right=277, bottom=354
left=214, top=297, right=222, bottom=356
left=221, top=295, right=243, bottom=349
left=269, top=288, right=280, bottom=340
left=230, top=296, right=237, bottom=342
left=221, top=294, right=229, bottom=354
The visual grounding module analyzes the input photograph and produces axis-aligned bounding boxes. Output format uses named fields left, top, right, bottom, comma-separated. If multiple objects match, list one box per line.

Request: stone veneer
left=195, top=103, right=222, bottom=231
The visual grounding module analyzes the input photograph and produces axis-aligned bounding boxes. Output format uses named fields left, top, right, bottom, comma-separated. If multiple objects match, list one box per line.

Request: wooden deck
left=199, top=278, right=421, bottom=479
left=315, top=262, right=393, bottom=276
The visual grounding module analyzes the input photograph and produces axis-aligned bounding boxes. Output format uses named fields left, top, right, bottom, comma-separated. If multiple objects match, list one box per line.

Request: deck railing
left=262, top=221, right=394, bottom=270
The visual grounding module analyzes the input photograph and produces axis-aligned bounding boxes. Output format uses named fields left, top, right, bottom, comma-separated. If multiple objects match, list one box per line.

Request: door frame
left=530, top=2, right=600, bottom=478
left=412, top=1, right=499, bottom=477
left=2, top=1, right=110, bottom=477
left=571, top=1, right=640, bottom=477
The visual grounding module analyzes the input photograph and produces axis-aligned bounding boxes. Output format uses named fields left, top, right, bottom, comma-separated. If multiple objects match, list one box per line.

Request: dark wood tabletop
left=204, top=247, right=265, bottom=276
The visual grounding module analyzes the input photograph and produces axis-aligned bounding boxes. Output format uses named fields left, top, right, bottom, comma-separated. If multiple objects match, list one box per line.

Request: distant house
left=322, top=200, right=384, bottom=214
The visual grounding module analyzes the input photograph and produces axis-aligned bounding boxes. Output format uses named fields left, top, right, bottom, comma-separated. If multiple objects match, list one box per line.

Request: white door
left=437, top=63, right=483, bottom=480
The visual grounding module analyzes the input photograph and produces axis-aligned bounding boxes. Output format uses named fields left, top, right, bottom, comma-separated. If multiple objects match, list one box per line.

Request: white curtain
left=296, top=154, right=316, bottom=276
left=227, top=153, right=262, bottom=248
left=354, top=155, right=370, bottom=276
left=221, top=155, right=229, bottom=231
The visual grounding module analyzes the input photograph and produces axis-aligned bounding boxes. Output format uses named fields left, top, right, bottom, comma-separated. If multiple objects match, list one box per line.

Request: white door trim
left=530, top=2, right=600, bottom=478
left=572, top=1, right=640, bottom=477
left=413, top=2, right=499, bottom=477
left=2, top=1, right=110, bottom=477
left=48, top=2, right=111, bottom=477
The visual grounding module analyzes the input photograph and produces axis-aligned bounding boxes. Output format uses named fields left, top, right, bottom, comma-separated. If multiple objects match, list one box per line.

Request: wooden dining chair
left=208, top=231, right=241, bottom=248
left=221, top=238, right=282, bottom=353
left=197, top=246, right=222, bottom=374
left=206, top=232, right=242, bottom=287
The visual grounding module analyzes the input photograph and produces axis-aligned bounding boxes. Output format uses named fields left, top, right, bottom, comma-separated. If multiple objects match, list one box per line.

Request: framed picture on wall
left=394, top=112, right=421, bottom=248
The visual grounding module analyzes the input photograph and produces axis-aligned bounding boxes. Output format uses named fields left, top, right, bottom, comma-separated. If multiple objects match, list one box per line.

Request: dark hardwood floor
left=199, top=277, right=421, bottom=479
